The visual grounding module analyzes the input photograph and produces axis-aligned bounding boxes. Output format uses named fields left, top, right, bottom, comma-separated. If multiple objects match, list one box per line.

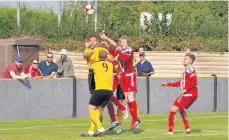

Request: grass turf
left=0, top=112, right=227, bottom=140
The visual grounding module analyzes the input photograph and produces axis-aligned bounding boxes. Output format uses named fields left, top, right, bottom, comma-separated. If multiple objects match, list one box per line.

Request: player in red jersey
left=160, top=53, right=198, bottom=135
left=116, top=36, right=140, bottom=129
left=99, top=33, right=129, bottom=131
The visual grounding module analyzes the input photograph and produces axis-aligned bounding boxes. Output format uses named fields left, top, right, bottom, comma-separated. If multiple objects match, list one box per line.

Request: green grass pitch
left=0, top=112, right=227, bottom=140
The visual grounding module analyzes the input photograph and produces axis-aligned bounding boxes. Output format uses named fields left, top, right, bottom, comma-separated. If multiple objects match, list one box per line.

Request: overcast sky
left=0, top=1, right=64, bottom=13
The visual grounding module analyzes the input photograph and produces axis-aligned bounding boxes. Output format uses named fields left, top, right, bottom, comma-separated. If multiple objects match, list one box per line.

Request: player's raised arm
left=99, top=32, right=117, bottom=48
left=83, top=40, right=94, bottom=59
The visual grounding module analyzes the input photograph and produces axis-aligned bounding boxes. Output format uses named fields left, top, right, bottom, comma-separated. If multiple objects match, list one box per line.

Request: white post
left=86, top=0, right=90, bottom=24
left=17, top=0, right=20, bottom=32
left=94, top=0, right=98, bottom=32
left=58, top=1, right=61, bottom=27
left=70, top=0, right=78, bottom=17
left=17, top=45, right=20, bottom=57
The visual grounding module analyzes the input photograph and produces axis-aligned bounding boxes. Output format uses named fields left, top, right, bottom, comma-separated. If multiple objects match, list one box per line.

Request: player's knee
left=170, top=106, right=179, bottom=112
left=127, top=92, right=135, bottom=102
left=179, top=109, right=185, bottom=113
left=107, top=101, right=112, bottom=106
left=88, top=104, right=96, bottom=110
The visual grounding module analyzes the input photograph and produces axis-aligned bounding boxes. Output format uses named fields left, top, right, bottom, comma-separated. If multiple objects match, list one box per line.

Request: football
left=85, top=4, right=95, bottom=15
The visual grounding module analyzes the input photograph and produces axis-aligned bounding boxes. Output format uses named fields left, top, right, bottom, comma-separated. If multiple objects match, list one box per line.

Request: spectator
left=136, top=52, right=154, bottom=77
left=56, top=49, right=74, bottom=78
left=38, top=52, right=58, bottom=78
left=1, top=56, right=28, bottom=79
left=24, top=59, right=43, bottom=79
left=139, top=47, right=144, bottom=53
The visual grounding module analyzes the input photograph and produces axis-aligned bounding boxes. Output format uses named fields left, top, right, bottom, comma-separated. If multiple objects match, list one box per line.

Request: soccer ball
left=85, top=4, right=95, bottom=16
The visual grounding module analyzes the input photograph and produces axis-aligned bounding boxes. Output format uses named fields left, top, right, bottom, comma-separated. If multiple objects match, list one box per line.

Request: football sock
left=168, top=111, right=176, bottom=132
left=128, top=102, right=134, bottom=122
left=99, top=107, right=104, bottom=118
left=89, top=109, right=103, bottom=129
left=136, top=100, right=139, bottom=118
left=117, top=108, right=123, bottom=126
left=179, top=109, right=190, bottom=129
left=129, top=100, right=138, bottom=121
left=110, top=96, right=126, bottom=111
left=107, top=101, right=116, bottom=122
left=88, top=120, right=96, bottom=132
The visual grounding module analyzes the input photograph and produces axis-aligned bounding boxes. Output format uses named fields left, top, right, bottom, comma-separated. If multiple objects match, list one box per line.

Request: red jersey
left=108, top=47, right=119, bottom=73
left=24, top=65, right=42, bottom=78
left=1, top=63, right=23, bottom=78
left=167, top=66, right=198, bottom=94
left=108, top=47, right=117, bottom=58
left=116, top=47, right=134, bottom=74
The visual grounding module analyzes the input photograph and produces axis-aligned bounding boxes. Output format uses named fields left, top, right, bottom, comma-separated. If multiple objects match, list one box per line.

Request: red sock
left=168, top=111, right=176, bottom=132
left=110, top=96, right=126, bottom=111
left=129, top=101, right=139, bottom=121
left=128, top=102, right=134, bottom=121
left=107, top=101, right=116, bottom=122
left=179, top=109, right=190, bottom=129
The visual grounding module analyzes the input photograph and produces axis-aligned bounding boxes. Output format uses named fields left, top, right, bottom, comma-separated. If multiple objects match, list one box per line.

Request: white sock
left=98, top=128, right=105, bottom=132
left=87, top=131, right=94, bottom=135
left=112, top=121, right=118, bottom=123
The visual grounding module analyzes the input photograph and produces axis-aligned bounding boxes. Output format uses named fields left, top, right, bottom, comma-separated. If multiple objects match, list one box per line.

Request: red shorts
left=174, top=93, right=198, bottom=109
left=120, top=73, right=137, bottom=92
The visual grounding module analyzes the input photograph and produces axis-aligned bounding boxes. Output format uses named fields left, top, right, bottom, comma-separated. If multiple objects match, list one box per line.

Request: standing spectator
left=139, top=47, right=144, bottom=53
left=1, top=56, right=28, bottom=79
left=38, top=52, right=58, bottom=78
left=24, top=59, right=43, bottom=79
left=56, top=49, right=74, bottom=78
left=136, top=52, right=154, bottom=77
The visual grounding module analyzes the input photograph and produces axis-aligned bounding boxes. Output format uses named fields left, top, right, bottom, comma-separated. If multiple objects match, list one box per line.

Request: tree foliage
left=0, top=1, right=227, bottom=52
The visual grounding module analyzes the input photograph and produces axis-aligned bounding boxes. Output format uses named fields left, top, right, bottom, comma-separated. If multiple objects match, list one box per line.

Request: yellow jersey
left=84, top=47, right=108, bottom=68
left=90, top=60, right=113, bottom=91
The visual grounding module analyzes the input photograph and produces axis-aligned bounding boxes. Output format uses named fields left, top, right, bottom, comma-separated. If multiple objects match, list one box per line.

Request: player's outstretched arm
left=160, top=83, right=167, bottom=87
left=161, top=80, right=181, bottom=87
left=99, top=32, right=117, bottom=47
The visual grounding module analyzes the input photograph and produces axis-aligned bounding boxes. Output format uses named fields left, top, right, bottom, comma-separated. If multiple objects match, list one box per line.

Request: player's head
left=100, top=39, right=109, bottom=48
left=99, top=50, right=108, bottom=60
left=183, top=53, right=196, bottom=66
left=119, top=36, right=131, bottom=50
left=88, top=35, right=98, bottom=49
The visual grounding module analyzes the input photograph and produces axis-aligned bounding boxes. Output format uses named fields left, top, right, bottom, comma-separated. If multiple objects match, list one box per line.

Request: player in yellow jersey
left=83, top=36, right=108, bottom=133
left=81, top=50, right=114, bottom=137
left=83, top=35, right=108, bottom=94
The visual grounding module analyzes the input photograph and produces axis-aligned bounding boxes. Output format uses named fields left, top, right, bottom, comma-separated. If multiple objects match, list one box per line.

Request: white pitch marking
left=0, top=115, right=227, bottom=131
left=67, top=133, right=228, bottom=140
left=111, top=133, right=228, bottom=140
